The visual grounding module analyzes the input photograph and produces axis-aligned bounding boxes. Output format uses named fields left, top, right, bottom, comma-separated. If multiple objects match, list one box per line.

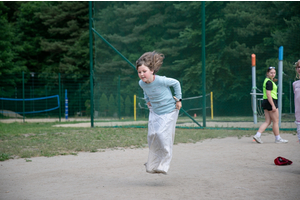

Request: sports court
left=1, top=2, right=299, bottom=199
left=0, top=133, right=299, bottom=200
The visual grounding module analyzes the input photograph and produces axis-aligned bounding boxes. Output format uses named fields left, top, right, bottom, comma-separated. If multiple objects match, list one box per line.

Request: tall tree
left=14, top=1, right=49, bottom=74
left=0, top=2, right=26, bottom=96
left=36, top=1, right=89, bottom=78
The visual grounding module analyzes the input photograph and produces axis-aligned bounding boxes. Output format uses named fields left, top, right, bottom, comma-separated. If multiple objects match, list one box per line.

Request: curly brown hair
left=136, top=51, right=165, bottom=74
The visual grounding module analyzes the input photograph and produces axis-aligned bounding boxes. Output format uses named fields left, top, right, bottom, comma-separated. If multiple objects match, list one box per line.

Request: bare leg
left=269, top=109, right=279, bottom=136
left=253, top=110, right=271, bottom=144
left=269, top=109, right=288, bottom=143
left=258, top=110, right=271, bottom=133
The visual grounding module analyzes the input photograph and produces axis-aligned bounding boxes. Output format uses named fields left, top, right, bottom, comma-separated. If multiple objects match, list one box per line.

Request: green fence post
left=118, top=75, right=121, bottom=119
left=62, top=84, right=64, bottom=120
left=30, top=86, right=32, bottom=114
left=22, top=71, right=25, bottom=123
left=45, top=85, right=48, bottom=116
left=89, top=1, right=94, bottom=127
left=79, top=83, right=82, bottom=117
left=1, top=87, right=2, bottom=118
left=202, top=1, right=206, bottom=127
left=59, top=73, right=61, bottom=122
left=15, top=87, right=17, bottom=118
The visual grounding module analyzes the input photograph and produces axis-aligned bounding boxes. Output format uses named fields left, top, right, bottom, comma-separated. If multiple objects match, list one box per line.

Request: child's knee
left=265, top=120, right=271, bottom=126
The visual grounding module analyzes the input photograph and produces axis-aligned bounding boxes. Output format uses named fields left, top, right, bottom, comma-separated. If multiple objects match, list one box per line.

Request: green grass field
left=0, top=121, right=296, bottom=161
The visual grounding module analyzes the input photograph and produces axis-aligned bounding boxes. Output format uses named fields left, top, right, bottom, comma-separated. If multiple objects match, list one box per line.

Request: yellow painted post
left=134, top=94, right=136, bottom=121
left=210, top=92, right=213, bottom=119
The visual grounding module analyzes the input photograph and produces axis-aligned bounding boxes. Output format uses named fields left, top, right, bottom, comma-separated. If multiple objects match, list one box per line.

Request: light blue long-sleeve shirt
left=139, top=75, right=182, bottom=115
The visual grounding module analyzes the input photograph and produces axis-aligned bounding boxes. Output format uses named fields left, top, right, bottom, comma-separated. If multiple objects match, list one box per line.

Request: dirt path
left=1, top=133, right=299, bottom=200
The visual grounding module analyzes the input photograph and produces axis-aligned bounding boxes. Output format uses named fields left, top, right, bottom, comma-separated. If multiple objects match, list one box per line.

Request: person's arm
left=167, top=77, right=182, bottom=110
left=173, top=96, right=182, bottom=110
left=175, top=100, right=182, bottom=110
left=165, top=77, right=182, bottom=100
left=143, top=91, right=151, bottom=107
left=139, top=81, right=151, bottom=107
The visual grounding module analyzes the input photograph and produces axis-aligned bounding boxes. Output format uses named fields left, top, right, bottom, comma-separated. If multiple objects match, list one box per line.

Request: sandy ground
left=0, top=133, right=299, bottom=200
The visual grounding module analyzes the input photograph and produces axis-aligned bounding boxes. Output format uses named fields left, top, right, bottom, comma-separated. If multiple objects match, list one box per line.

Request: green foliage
left=0, top=2, right=26, bottom=89
left=108, top=94, right=116, bottom=116
left=36, top=1, right=89, bottom=76
left=0, top=153, right=13, bottom=161
left=84, top=99, right=90, bottom=116
left=99, top=93, right=108, bottom=116
left=14, top=1, right=46, bottom=73
left=1, top=1, right=299, bottom=117
left=120, top=95, right=124, bottom=117
left=124, top=95, right=132, bottom=116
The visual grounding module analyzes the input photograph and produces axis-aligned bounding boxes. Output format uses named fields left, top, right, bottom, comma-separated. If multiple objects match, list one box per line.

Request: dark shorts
left=262, top=99, right=278, bottom=111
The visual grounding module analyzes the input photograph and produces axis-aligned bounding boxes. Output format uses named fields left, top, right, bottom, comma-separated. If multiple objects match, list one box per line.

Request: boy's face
left=137, top=64, right=154, bottom=83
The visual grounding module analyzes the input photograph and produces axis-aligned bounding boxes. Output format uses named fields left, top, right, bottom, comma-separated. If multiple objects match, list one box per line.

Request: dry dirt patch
left=0, top=133, right=299, bottom=200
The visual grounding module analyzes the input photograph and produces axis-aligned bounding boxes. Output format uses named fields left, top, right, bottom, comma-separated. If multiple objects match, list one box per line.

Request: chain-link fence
left=1, top=2, right=298, bottom=130
left=0, top=73, right=90, bottom=121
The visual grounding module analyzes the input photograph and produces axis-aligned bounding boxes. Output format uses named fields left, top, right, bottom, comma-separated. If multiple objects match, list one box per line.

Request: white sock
left=255, top=132, right=261, bottom=137
left=275, top=135, right=281, bottom=140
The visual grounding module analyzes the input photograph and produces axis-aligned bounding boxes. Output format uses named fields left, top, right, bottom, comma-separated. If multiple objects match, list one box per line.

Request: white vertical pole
left=251, top=54, right=257, bottom=124
left=278, top=46, right=283, bottom=127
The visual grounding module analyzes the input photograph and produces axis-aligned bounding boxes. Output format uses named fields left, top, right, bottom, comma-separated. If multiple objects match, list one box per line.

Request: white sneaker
left=253, top=135, right=263, bottom=144
left=275, top=138, right=288, bottom=143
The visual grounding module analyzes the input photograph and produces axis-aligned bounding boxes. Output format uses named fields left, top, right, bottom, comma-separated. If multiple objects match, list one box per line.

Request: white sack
left=145, top=109, right=179, bottom=174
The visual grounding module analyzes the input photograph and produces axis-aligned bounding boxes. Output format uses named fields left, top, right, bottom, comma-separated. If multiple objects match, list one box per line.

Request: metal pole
left=22, top=71, right=25, bottom=123
left=210, top=91, right=213, bottom=119
left=32, top=73, right=34, bottom=112
left=59, top=73, right=61, bottom=122
left=289, top=80, right=292, bottom=114
left=65, top=89, right=68, bottom=120
left=79, top=83, right=82, bottom=116
left=134, top=95, right=136, bottom=121
left=15, top=87, right=17, bottom=118
left=1, top=87, right=3, bottom=118
left=278, top=46, right=283, bottom=127
left=251, top=54, right=257, bottom=124
left=202, top=1, right=206, bottom=127
left=45, top=86, right=47, bottom=115
left=118, top=75, right=121, bottom=119
left=89, top=1, right=94, bottom=127
left=92, top=28, right=136, bottom=72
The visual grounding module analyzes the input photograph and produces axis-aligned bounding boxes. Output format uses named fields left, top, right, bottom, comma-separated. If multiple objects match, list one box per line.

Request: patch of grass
left=0, top=153, right=13, bottom=161
left=0, top=121, right=295, bottom=161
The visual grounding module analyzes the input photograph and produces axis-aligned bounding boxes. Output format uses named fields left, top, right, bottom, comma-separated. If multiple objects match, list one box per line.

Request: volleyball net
left=0, top=95, right=59, bottom=115
left=0, top=73, right=89, bottom=120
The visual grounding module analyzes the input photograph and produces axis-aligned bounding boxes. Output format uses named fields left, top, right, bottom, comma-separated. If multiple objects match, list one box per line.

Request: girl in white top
left=136, top=51, right=182, bottom=174
left=293, top=60, right=300, bottom=143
